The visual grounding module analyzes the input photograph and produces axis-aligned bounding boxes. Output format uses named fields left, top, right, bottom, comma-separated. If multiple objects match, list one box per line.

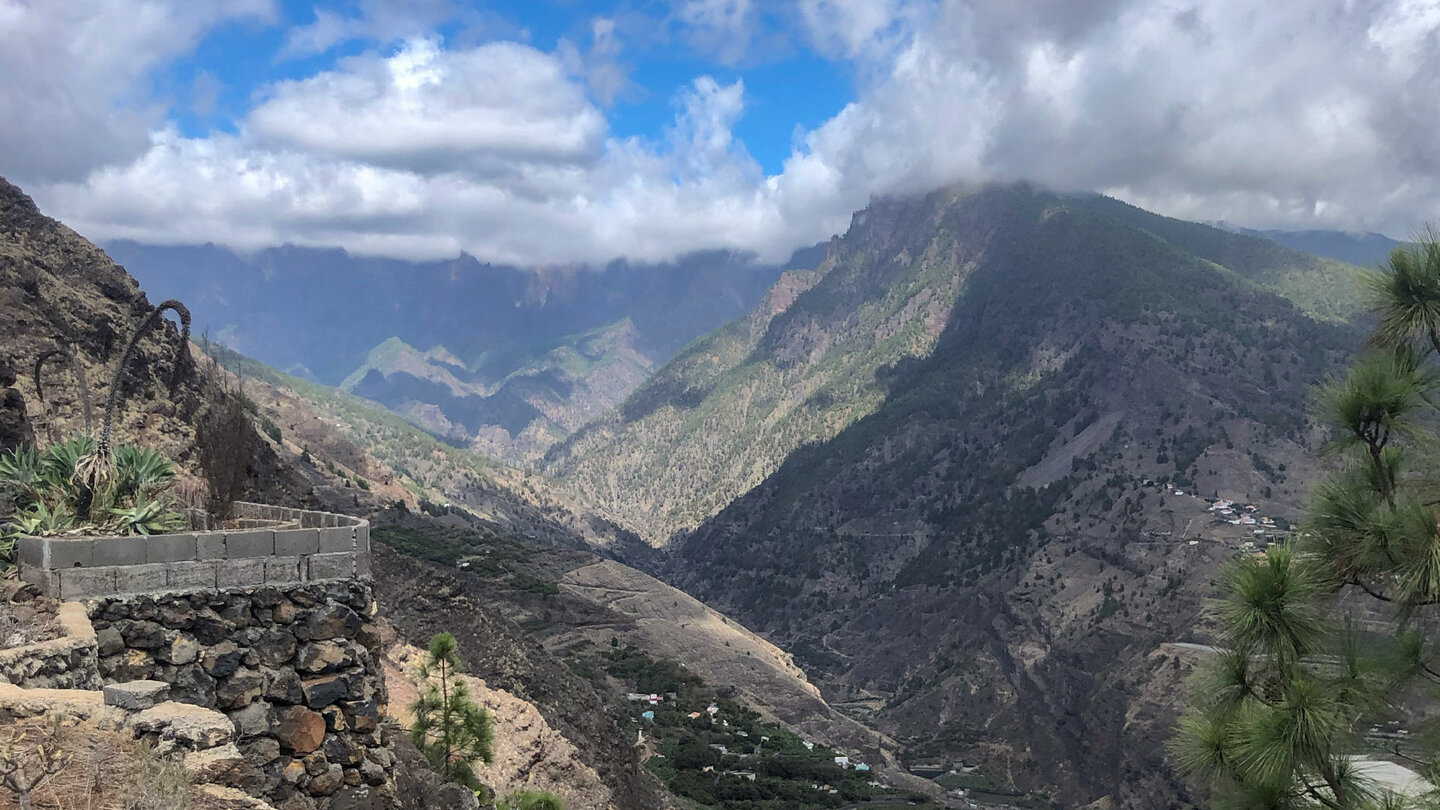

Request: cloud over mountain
left=3, top=0, right=1438, bottom=265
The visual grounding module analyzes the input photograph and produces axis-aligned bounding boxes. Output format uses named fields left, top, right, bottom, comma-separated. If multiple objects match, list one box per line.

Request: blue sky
left=155, top=1, right=854, bottom=174
left=2, top=1, right=1437, bottom=266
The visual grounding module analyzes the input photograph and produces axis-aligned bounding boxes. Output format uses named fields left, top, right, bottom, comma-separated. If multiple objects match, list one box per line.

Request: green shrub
left=0, top=437, right=183, bottom=567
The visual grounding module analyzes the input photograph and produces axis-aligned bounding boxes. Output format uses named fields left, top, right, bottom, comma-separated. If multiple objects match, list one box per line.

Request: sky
left=2, top=0, right=1439, bottom=267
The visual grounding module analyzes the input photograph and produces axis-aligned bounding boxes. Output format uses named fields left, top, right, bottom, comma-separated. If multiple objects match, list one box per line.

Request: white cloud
left=11, top=0, right=1440, bottom=268
left=0, top=0, right=274, bottom=182
left=277, top=0, right=462, bottom=59
left=779, top=0, right=1440, bottom=236
left=250, top=39, right=607, bottom=170
left=676, top=0, right=756, bottom=64
left=39, top=46, right=795, bottom=266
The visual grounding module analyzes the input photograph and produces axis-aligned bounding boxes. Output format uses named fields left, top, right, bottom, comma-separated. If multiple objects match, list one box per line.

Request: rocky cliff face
left=0, top=176, right=313, bottom=507
left=0, top=362, right=33, bottom=455
left=655, top=187, right=1360, bottom=807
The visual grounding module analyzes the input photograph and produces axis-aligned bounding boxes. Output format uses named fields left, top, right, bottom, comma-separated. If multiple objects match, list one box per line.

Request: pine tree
left=410, top=632, right=494, bottom=792
left=1174, top=233, right=1440, bottom=808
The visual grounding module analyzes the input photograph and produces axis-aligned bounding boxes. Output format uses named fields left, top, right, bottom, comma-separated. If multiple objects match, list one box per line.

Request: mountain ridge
left=538, top=181, right=1362, bottom=806
left=103, top=240, right=826, bottom=462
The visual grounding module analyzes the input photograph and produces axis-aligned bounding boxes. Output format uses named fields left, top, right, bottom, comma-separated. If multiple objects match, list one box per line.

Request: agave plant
left=0, top=445, right=43, bottom=504
left=111, top=444, right=176, bottom=503
left=109, top=498, right=183, bottom=537
left=0, top=437, right=182, bottom=564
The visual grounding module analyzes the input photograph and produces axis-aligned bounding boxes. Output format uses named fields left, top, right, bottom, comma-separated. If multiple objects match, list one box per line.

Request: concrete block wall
left=17, top=502, right=371, bottom=599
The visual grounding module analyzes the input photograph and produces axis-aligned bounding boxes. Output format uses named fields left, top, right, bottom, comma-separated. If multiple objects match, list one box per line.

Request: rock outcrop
left=0, top=360, right=32, bottom=455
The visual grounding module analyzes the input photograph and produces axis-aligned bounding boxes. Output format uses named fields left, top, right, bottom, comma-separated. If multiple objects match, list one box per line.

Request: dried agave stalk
left=97, top=299, right=191, bottom=455
left=33, top=345, right=93, bottom=437
left=74, top=300, right=192, bottom=518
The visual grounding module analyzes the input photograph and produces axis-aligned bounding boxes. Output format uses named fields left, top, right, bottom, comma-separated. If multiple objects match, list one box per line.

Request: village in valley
left=1141, top=478, right=1295, bottom=557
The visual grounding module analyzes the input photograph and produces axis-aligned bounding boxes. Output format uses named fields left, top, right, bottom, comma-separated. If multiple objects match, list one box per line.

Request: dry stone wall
left=86, top=580, right=395, bottom=810
left=5, top=503, right=397, bottom=810
left=0, top=602, right=101, bottom=689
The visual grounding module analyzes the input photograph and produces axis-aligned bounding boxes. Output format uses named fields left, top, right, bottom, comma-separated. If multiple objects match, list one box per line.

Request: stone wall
left=18, top=502, right=371, bottom=599
left=0, top=601, right=100, bottom=689
left=85, top=580, right=394, bottom=810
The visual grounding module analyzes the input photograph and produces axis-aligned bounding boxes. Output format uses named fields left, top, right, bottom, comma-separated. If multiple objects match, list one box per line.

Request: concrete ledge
left=17, top=504, right=369, bottom=598
left=0, top=602, right=96, bottom=668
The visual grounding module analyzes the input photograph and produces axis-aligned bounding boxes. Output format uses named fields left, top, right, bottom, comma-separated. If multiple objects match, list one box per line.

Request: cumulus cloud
left=0, top=0, right=273, bottom=182
left=8, top=0, right=1440, bottom=266
left=250, top=39, right=607, bottom=170
left=39, top=40, right=789, bottom=266
left=784, top=0, right=1440, bottom=234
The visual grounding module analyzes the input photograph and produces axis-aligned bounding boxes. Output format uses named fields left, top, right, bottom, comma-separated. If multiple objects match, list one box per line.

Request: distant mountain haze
left=1215, top=224, right=1407, bottom=269
left=104, top=241, right=821, bottom=461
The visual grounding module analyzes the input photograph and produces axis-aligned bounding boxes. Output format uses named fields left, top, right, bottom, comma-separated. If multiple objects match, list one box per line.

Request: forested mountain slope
left=546, top=183, right=1361, bottom=548
left=648, top=184, right=1363, bottom=807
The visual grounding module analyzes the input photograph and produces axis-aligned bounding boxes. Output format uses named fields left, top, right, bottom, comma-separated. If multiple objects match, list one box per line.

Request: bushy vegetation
left=1173, top=231, right=1440, bottom=808
left=0, top=437, right=183, bottom=563
left=606, top=646, right=886, bottom=810
left=1, top=299, right=202, bottom=566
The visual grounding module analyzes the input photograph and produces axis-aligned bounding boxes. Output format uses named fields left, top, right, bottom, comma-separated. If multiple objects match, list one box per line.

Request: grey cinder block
left=115, top=563, right=169, bottom=593
left=317, top=527, right=353, bottom=554
left=146, top=533, right=197, bottom=564
left=47, top=537, right=94, bottom=569
left=93, top=535, right=146, bottom=567
left=196, top=531, right=227, bottom=560
left=167, top=561, right=218, bottom=591
left=18, top=537, right=44, bottom=569
left=20, top=567, right=59, bottom=596
left=58, top=567, right=116, bottom=598
left=355, top=525, right=369, bottom=553
left=104, top=680, right=171, bottom=711
left=308, top=553, right=354, bottom=581
left=226, top=530, right=275, bottom=558
left=216, top=558, right=267, bottom=588
left=354, top=553, right=371, bottom=580
left=274, top=528, right=320, bottom=556
left=265, top=557, right=304, bottom=585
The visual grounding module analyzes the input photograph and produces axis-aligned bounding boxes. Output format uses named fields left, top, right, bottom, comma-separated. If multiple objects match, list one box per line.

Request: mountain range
left=103, top=240, right=822, bottom=462
left=7, top=172, right=1384, bottom=809
left=544, top=182, right=1365, bottom=806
